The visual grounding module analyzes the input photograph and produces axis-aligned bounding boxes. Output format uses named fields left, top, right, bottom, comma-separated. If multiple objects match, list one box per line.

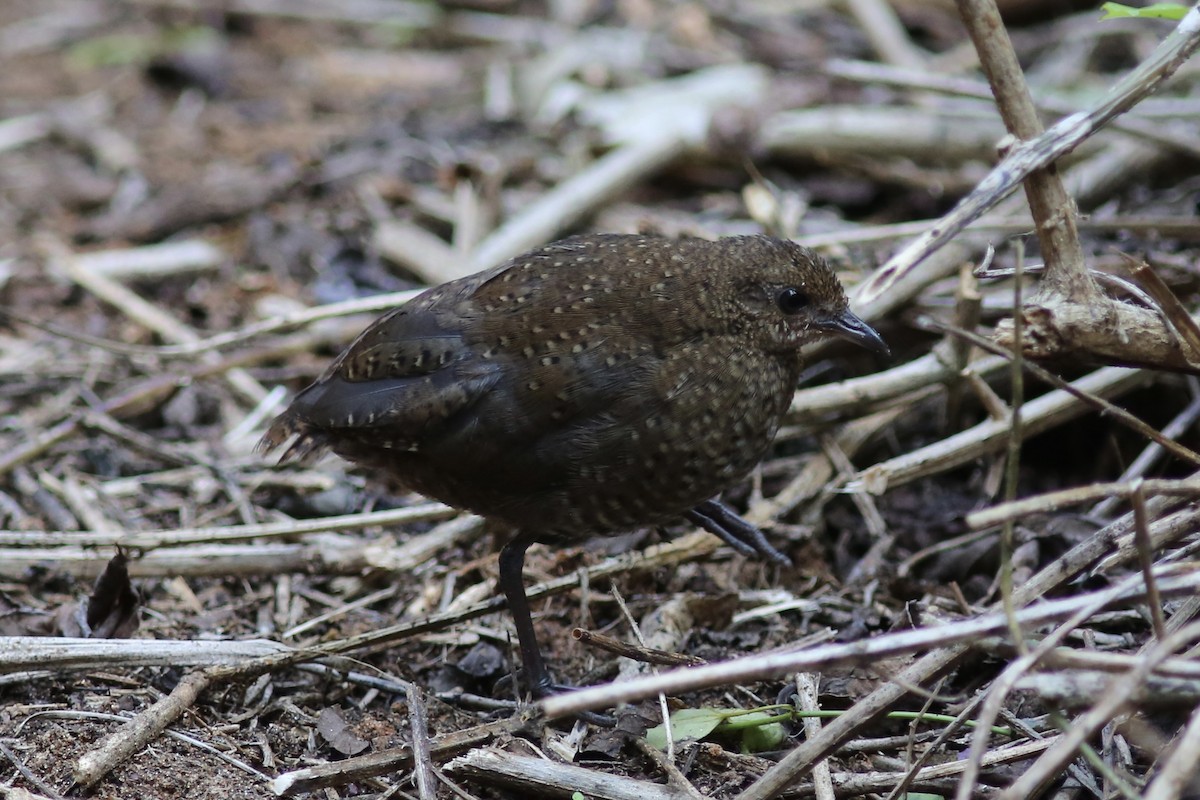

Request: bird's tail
left=256, top=411, right=330, bottom=465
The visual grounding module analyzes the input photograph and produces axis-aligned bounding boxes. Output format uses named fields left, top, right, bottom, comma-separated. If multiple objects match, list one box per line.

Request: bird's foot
left=495, top=670, right=615, bottom=726
left=687, top=499, right=792, bottom=565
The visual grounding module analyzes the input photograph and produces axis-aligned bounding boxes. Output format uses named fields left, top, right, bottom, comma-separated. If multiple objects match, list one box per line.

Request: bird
left=259, top=233, right=887, bottom=704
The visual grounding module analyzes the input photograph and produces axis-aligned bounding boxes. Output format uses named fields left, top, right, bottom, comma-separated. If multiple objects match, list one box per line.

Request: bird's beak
left=819, top=310, right=890, bottom=357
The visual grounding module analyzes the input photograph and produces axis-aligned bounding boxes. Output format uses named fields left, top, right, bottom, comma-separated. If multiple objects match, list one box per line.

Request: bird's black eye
left=776, top=287, right=810, bottom=315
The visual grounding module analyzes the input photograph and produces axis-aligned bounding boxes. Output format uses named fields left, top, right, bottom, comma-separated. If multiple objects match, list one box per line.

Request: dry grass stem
left=4, top=2, right=1199, bottom=796
left=540, top=566, right=1200, bottom=719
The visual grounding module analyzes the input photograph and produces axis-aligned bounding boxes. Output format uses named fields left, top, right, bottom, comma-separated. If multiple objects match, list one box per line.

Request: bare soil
left=2, top=1, right=1199, bottom=798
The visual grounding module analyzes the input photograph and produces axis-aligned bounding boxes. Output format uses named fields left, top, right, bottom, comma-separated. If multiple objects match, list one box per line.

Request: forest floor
left=2, top=1, right=1200, bottom=798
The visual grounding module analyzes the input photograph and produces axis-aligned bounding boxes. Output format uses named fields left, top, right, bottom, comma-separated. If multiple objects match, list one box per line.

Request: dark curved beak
left=820, top=310, right=890, bottom=357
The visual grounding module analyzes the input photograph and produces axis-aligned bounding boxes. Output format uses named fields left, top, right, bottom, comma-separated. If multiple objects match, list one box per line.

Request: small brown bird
left=260, top=233, right=887, bottom=702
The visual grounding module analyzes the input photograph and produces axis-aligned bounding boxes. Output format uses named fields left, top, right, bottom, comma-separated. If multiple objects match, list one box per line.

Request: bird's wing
left=258, top=302, right=501, bottom=463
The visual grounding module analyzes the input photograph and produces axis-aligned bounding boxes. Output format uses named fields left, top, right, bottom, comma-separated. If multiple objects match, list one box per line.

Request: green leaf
left=717, top=709, right=791, bottom=731
left=645, top=708, right=727, bottom=749
left=572, top=793, right=587, bottom=800
left=736, top=712, right=788, bottom=753
left=1100, top=2, right=1190, bottom=20
left=646, top=706, right=799, bottom=751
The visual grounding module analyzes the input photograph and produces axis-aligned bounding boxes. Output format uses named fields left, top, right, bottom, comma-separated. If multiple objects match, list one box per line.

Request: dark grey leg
left=687, top=499, right=791, bottom=565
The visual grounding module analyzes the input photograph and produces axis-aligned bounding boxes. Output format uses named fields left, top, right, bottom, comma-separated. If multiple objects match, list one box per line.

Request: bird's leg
left=496, top=537, right=615, bottom=726
left=497, top=537, right=557, bottom=698
left=687, top=499, right=791, bottom=566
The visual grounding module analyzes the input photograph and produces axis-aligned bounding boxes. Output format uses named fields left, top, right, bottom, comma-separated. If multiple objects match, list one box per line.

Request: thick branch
left=955, top=0, right=1098, bottom=305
